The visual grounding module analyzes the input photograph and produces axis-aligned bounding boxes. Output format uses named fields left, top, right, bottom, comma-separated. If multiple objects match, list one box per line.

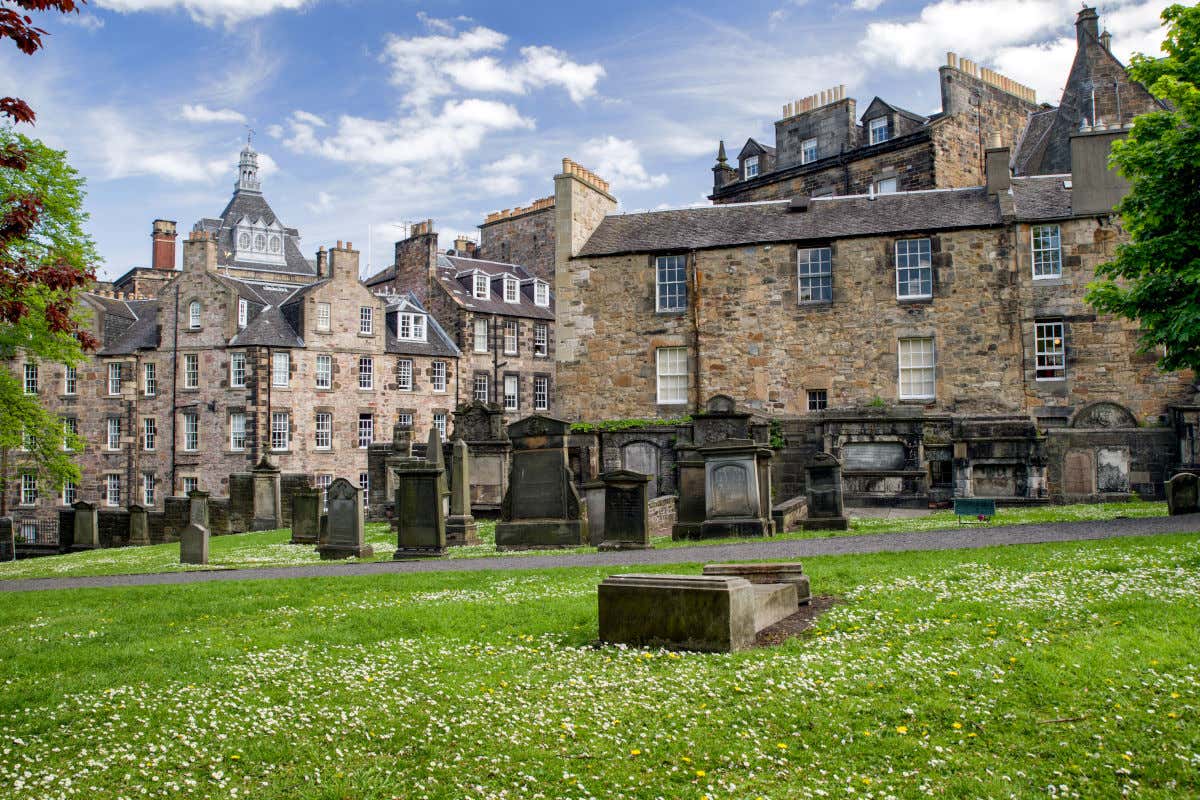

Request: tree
left=1086, top=3, right=1200, bottom=377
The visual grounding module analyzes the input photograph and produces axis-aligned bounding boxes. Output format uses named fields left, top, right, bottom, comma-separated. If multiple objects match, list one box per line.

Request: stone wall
left=599, top=427, right=679, bottom=497
left=478, top=203, right=556, bottom=282
left=1045, top=426, right=1174, bottom=501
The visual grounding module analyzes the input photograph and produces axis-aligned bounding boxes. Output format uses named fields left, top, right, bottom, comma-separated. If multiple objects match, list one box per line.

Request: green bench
left=954, top=498, right=996, bottom=525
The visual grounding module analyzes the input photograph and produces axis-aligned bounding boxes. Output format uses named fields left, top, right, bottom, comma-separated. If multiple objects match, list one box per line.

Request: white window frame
left=656, top=346, right=688, bottom=406
left=314, top=412, right=332, bottom=450
left=143, top=362, right=156, bottom=396
left=869, top=116, right=889, bottom=145
left=107, top=417, right=122, bottom=451
left=237, top=298, right=248, bottom=329
left=1031, top=224, right=1062, bottom=279
left=107, top=362, right=122, bottom=396
left=229, top=412, right=246, bottom=451
left=62, top=478, right=76, bottom=507
left=142, top=472, right=156, bottom=507
left=656, top=254, right=687, bottom=312
left=503, top=374, right=519, bottom=411
left=801, top=138, right=818, bottom=165
left=358, top=356, right=374, bottom=390
left=396, top=413, right=413, bottom=430
left=316, top=302, right=331, bottom=332
left=20, top=472, right=36, bottom=506
left=895, top=238, right=932, bottom=300
left=315, top=354, right=332, bottom=389
left=534, top=322, right=549, bottom=357
left=143, top=418, right=156, bottom=451
left=359, top=472, right=370, bottom=511
left=359, top=306, right=374, bottom=335
left=1034, top=320, right=1066, bottom=381
left=357, top=413, right=373, bottom=449
left=431, top=361, right=447, bottom=393
left=105, top=474, right=121, bottom=507
left=271, top=412, right=290, bottom=452
left=272, top=351, right=290, bottom=387
left=396, top=358, right=412, bottom=391
left=503, top=320, right=518, bottom=355
left=503, top=277, right=519, bottom=303
left=183, top=353, right=199, bottom=389
left=473, top=318, right=489, bottom=353
left=62, top=416, right=77, bottom=450
left=230, top=352, right=246, bottom=388
left=898, top=337, right=936, bottom=400
left=533, top=375, right=549, bottom=411
left=433, top=412, right=447, bottom=442
left=874, top=177, right=898, bottom=194
left=744, top=155, right=759, bottom=178
left=397, top=312, right=426, bottom=341
left=316, top=474, right=332, bottom=510
left=23, top=363, right=37, bottom=394
left=182, top=413, right=199, bottom=451
left=181, top=477, right=199, bottom=496
left=188, top=300, right=201, bottom=329
left=534, top=280, right=550, bottom=307
left=473, top=373, right=489, bottom=403
left=63, top=365, right=76, bottom=396
left=473, top=273, right=490, bottom=299
left=797, top=247, right=832, bottom=303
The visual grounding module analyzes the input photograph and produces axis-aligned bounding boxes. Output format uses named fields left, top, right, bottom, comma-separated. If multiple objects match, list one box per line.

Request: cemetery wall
left=1045, top=427, right=1174, bottom=502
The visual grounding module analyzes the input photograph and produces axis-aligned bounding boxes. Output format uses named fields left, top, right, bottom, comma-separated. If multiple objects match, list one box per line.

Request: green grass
left=0, top=501, right=1170, bottom=581
left=0, top=533, right=1197, bottom=798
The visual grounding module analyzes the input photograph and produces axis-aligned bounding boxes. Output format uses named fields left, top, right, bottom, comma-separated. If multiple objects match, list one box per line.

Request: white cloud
left=852, top=0, right=886, bottom=9
left=478, top=152, right=542, bottom=195
left=92, top=0, right=314, bottom=26
left=180, top=104, right=247, bottom=124
left=579, top=136, right=669, bottom=191
left=306, top=191, right=336, bottom=214
left=60, top=13, right=106, bottom=30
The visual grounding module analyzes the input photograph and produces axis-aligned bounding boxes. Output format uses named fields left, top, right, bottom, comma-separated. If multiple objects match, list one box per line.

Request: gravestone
left=290, top=487, right=321, bottom=545
left=0, top=518, right=13, bottom=562
left=426, top=427, right=450, bottom=518
left=1166, top=472, right=1200, bottom=516
left=672, top=443, right=706, bottom=540
left=697, top=439, right=775, bottom=537
left=446, top=439, right=479, bottom=546
left=495, top=415, right=587, bottom=549
left=582, top=480, right=606, bottom=546
left=1096, top=448, right=1131, bottom=493
left=127, top=504, right=150, bottom=546
left=1063, top=449, right=1096, bottom=496
left=382, top=421, right=415, bottom=504
left=393, top=459, right=447, bottom=558
left=598, top=469, right=653, bottom=551
left=802, top=452, right=848, bottom=531
left=71, top=500, right=99, bottom=550
left=251, top=457, right=282, bottom=531
left=452, top=402, right=510, bottom=512
left=180, top=490, right=210, bottom=565
left=620, top=441, right=660, bottom=498
left=317, top=478, right=373, bottom=560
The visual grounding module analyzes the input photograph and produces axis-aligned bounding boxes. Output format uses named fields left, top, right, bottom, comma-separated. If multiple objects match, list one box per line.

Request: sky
left=1, top=0, right=1186, bottom=280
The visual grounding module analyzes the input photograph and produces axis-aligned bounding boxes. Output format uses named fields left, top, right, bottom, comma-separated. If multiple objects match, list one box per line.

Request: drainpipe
left=689, top=249, right=702, bottom=414
left=170, top=284, right=180, bottom=496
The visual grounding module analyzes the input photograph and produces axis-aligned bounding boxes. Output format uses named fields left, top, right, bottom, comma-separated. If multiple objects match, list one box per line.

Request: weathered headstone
left=0, top=518, right=13, bottom=562
left=495, top=415, right=587, bottom=549
left=426, top=427, right=450, bottom=518
left=290, top=487, right=321, bottom=545
left=127, top=504, right=150, bottom=547
left=180, top=490, right=210, bottom=565
left=598, top=470, right=653, bottom=551
left=1166, top=472, right=1200, bottom=516
left=446, top=439, right=479, bottom=546
left=71, top=500, right=99, bottom=550
left=393, top=460, right=447, bottom=558
left=1063, top=449, right=1096, bottom=496
left=697, top=439, right=775, bottom=537
left=671, top=443, right=706, bottom=540
left=251, top=457, right=282, bottom=531
left=452, top=402, right=511, bottom=512
left=317, top=478, right=373, bottom=560
left=582, top=480, right=606, bottom=546
left=802, top=452, right=848, bottom=531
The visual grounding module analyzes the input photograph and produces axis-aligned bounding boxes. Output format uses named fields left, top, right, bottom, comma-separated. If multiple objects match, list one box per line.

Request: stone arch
left=1069, top=401, right=1138, bottom=429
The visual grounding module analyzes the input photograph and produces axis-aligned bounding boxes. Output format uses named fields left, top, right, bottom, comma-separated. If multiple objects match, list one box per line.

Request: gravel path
left=3, top=513, right=1198, bottom=594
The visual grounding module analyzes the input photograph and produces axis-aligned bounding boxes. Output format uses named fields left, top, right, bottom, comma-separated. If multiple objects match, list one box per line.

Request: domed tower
left=236, top=133, right=261, bottom=193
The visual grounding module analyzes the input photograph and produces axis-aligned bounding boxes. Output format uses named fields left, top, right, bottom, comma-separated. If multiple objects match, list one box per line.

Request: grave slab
left=598, top=574, right=758, bottom=652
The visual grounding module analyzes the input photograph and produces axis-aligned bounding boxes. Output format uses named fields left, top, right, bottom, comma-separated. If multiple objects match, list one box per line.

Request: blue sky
left=2, top=0, right=1182, bottom=279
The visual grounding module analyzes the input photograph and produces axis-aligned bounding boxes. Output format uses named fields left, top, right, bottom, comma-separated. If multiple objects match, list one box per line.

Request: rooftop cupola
left=236, top=132, right=262, bottom=193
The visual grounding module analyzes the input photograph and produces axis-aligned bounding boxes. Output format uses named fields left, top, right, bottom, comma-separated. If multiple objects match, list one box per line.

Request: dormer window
left=188, top=300, right=201, bottom=329
left=534, top=280, right=550, bottom=307
left=744, top=155, right=759, bottom=178
left=473, top=273, right=489, bottom=299
left=237, top=299, right=248, bottom=329
left=232, top=215, right=286, bottom=267
left=801, top=138, right=818, bottom=165
left=397, top=312, right=427, bottom=342
left=503, top=277, right=519, bottom=303
left=869, top=116, right=890, bottom=145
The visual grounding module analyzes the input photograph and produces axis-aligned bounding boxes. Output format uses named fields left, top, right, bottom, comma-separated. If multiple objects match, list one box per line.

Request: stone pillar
left=446, top=439, right=479, bottom=546
left=426, top=427, right=449, bottom=518
left=251, top=457, right=282, bottom=531
left=71, top=500, right=99, bottom=550
left=290, top=487, right=321, bottom=544
left=127, top=504, right=150, bottom=547
left=180, top=490, right=210, bottom=565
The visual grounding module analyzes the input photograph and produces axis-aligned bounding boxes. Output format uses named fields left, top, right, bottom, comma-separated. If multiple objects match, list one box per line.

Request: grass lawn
left=0, top=500, right=1169, bottom=582
left=0, top=533, right=1197, bottom=798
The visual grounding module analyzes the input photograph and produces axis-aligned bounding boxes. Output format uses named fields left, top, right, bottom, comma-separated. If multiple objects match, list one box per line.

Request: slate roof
left=737, top=138, right=775, bottom=160
left=577, top=188, right=1003, bottom=257
left=1010, top=175, right=1075, bottom=220
left=93, top=298, right=160, bottom=355
left=229, top=303, right=305, bottom=348
left=385, top=293, right=461, bottom=358
left=862, top=97, right=928, bottom=126
left=195, top=188, right=316, bottom=278
left=433, top=253, right=555, bottom=320
left=1011, top=107, right=1056, bottom=176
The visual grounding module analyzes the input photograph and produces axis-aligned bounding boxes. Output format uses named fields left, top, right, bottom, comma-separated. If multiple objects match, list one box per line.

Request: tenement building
left=556, top=7, right=1196, bottom=506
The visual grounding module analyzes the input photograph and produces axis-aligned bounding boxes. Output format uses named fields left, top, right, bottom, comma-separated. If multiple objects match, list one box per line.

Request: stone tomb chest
left=698, top=439, right=774, bottom=538
left=495, top=415, right=587, bottom=550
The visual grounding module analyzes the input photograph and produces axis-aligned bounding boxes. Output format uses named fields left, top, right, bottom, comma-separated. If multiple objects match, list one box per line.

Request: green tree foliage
left=1087, top=4, right=1200, bottom=376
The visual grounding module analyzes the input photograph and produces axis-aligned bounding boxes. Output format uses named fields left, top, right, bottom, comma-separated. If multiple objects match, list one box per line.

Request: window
left=63, top=365, right=76, bottom=395
left=107, top=362, right=122, bottom=396
left=534, top=322, right=549, bottom=357
left=316, top=474, right=332, bottom=510
left=143, top=418, right=156, bottom=451
left=797, top=247, right=832, bottom=303
left=1032, top=224, right=1062, bottom=279
left=503, top=320, right=518, bottom=355
left=473, top=373, right=490, bottom=403
left=105, top=474, right=121, bottom=507
left=534, top=375, right=549, bottom=411
left=396, top=358, right=412, bottom=391
left=358, top=413, right=373, bottom=448
left=397, top=312, right=426, bottom=341
left=503, top=277, right=519, bottom=303
left=18, top=521, right=37, bottom=542
left=656, top=347, right=688, bottom=405
left=182, top=413, right=199, bottom=451
left=142, top=473, right=156, bottom=506
left=184, top=353, right=199, bottom=389
left=359, top=472, right=370, bottom=511
left=272, top=352, right=290, bottom=387
left=62, top=478, right=76, bottom=507
left=503, top=374, right=519, bottom=411
left=315, top=413, right=332, bottom=449
left=433, top=412, right=447, bottom=441
left=534, top=280, right=550, bottom=307
left=431, top=361, right=447, bottom=393
left=315, top=354, right=331, bottom=389
left=316, top=302, right=331, bottom=332
left=1035, top=320, right=1066, bottom=381
left=271, top=412, right=290, bottom=451
left=238, top=298, right=248, bottom=329
left=20, top=472, right=36, bottom=506
left=188, top=300, right=201, bottom=329
left=895, top=238, right=932, bottom=299
left=874, top=177, right=898, bottom=194
left=229, top=412, right=246, bottom=451
left=898, top=337, right=936, bottom=400
left=869, top=116, right=889, bottom=145
left=801, top=138, right=818, bottom=165
left=23, top=363, right=37, bottom=394
left=656, top=254, right=687, bottom=312
left=473, top=274, right=490, bottom=299
left=359, top=356, right=374, bottom=390
left=744, top=155, right=759, bottom=178
left=20, top=427, right=33, bottom=451
left=230, top=352, right=246, bottom=388
left=107, top=417, right=122, bottom=450
left=144, top=363, right=157, bottom=396
left=396, top=413, right=413, bottom=429
left=473, top=318, right=489, bottom=353
left=182, top=477, right=198, bottom=496
left=62, top=416, right=78, bottom=450
left=360, top=306, right=374, bottom=335
left=807, top=389, right=828, bottom=411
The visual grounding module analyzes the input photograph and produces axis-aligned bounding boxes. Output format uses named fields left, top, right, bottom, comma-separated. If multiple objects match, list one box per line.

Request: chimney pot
left=151, top=219, right=177, bottom=271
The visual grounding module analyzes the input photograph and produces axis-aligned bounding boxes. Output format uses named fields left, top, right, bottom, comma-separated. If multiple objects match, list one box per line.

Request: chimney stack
left=182, top=230, right=216, bottom=273
left=1076, top=6, right=1100, bottom=45
left=151, top=219, right=177, bottom=271
left=316, top=246, right=328, bottom=279
left=984, top=132, right=1011, bottom=196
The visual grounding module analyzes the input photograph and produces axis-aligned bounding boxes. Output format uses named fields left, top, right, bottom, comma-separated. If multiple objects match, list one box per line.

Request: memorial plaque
left=709, top=462, right=753, bottom=517
left=472, top=455, right=504, bottom=506
left=598, top=470, right=652, bottom=550
left=607, top=488, right=641, bottom=533
left=72, top=501, right=99, bottom=550
left=511, top=450, right=568, bottom=519
left=1096, top=448, right=1130, bottom=493
left=841, top=442, right=906, bottom=471
left=621, top=442, right=659, bottom=478
left=290, top=488, right=321, bottom=545
left=972, top=464, right=1017, bottom=497
left=180, top=523, right=209, bottom=565
left=1063, top=450, right=1096, bottom=496
left=1166, top=472, right=1200, bottom=516
left=128, top=504, right=150, bottom=547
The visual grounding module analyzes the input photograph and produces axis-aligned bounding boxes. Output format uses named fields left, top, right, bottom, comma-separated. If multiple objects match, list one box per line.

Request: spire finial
left=236, top=133, right=261, bottom=192
left=716, top=140, right=728, bottom=165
